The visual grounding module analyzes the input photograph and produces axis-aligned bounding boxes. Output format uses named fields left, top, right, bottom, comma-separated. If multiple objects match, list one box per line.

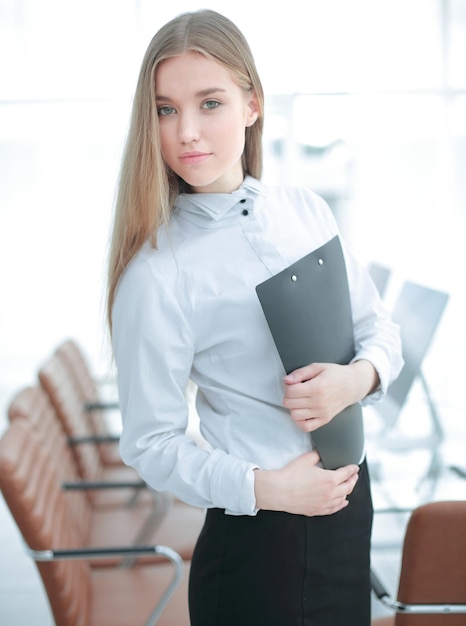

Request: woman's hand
left=253, top=359, right=376, bottom=516
left=282, top=360, right=379, bottom=433
left=254, top=450, right=359, bottom=517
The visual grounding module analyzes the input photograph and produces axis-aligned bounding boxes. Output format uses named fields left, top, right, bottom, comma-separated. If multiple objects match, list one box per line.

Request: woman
left=107, top=9, right=403, bottom=625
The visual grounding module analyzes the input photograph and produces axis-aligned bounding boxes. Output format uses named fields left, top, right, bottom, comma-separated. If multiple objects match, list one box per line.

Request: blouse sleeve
left=112, top=254, right=258, bottom=515
left=343, top=243, right=404, bottom=405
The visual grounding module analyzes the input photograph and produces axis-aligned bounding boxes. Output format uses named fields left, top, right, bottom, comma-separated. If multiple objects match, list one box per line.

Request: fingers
left=326, top=464, right=360, bottom=501
left=318, top=497, right=349, bottom=516
left=335, top=463, right=360, bottom=483
left=336, top=467, right=360, bottom=502
left=298, top=456, right=360, bottom=515
left=282, top=370, right=332, bottom=430
left=336, top=464, right=360, bottom=492
left=283, top=363, right=323, bottom=384
left=306, top=485, right=356, bottom=517
left=282, top=365, right=348, bottom=431
left=306, top=449, right=322, bottom=466
left=285, top=406, right=333, bottom=432
left=318, top=467, right=360, bottom=515
left=290, top=409, right=324, bottom=433
left=266, top=452, right=360, bottom=517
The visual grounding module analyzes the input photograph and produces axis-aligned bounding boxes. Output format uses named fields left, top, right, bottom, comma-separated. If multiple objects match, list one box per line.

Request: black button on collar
left=239, top=198, right=246, bottom=203
left=242, top=209, right=249, bottom=216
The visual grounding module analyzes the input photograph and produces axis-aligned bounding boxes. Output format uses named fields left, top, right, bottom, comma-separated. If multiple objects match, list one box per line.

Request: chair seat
left=91, top=562, right=191, bottom=626
left=84, top=464, right=156, bottom=509
left=88, top=501, right=205, bottom=564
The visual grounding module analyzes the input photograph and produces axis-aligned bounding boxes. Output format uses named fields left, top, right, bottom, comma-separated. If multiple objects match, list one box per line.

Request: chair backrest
left=0, top=419, right=92, bottom=626
left=38, top=353, right=104, bottom=483
left=55, top=339, right=122, bottom=466
left=55, top=338, right=100, bottom=403
left=7, top=385, right=92, bottom=531
left=375, top=280, right=449, bottom=428
left=368, top=262, right=391, bottom=298
left=37, top=354, right=153, bottom=510
left=395, top=500, right=466, bottom=625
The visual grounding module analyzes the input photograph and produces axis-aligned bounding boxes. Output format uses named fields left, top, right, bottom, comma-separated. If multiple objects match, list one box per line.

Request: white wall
left=1, top=0, right=465, bottom=448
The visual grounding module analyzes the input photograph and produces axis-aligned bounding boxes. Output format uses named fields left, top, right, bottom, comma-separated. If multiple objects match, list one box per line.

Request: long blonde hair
left=106, top=9, right=265, bottom=331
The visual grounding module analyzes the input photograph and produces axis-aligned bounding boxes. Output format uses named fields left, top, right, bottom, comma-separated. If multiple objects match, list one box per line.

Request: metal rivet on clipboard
left=318, top=258, right=324, bottom=266
left=291, top=274, right=297, bottom=282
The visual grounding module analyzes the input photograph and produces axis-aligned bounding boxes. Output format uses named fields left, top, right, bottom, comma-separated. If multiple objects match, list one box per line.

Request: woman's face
left=155, top=51, right=258, bottom=194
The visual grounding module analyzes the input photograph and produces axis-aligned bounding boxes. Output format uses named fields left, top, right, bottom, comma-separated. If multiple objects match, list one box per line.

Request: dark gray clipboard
left=255, top=235, right=364, bottom=469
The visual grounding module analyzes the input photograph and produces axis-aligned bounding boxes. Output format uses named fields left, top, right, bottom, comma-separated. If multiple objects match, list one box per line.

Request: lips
left=179, top=151, right=211, bottom=165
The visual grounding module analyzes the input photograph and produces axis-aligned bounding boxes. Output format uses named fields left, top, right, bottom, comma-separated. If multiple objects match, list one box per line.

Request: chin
left=180, top=172, right=219, bottom=189
left=189, top=174, right=243, bottom=194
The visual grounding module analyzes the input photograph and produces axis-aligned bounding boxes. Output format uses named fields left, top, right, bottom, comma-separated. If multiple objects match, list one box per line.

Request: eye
left=202, top=100, right=220, bottom=110
left=157, top=105, right=176, bottom=117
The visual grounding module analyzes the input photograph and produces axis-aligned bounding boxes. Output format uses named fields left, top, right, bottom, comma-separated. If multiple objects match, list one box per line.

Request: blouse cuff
left=210, top=455, right=259, bottom=516
left=351, top=346, right=394, bottom=406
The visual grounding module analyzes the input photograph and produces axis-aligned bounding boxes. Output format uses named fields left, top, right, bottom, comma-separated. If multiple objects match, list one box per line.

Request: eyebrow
left=156, top=87, right=227, bottom=102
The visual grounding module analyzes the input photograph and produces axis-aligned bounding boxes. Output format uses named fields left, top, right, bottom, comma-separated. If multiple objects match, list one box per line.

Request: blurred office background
left=0, top=0, right=465, bottom=622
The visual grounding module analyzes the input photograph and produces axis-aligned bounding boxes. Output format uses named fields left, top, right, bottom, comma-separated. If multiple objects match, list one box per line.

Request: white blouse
left=112, top=176, right=403, bottom=515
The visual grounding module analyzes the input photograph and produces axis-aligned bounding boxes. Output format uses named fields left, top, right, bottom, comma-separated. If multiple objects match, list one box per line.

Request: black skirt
left=189, top=460, right=373, bottom=626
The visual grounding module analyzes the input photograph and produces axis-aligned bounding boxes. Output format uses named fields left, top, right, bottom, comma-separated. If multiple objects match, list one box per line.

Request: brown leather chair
left=54, top=338, right=208, bottom=470
left=0, top=419, right=190, bottom=626
left=371, top=500, right=466, bottom=625
left=7, top=386, right=204, bottom=565
left=55, top=338, right=123, bottom=467
left=37, top=351, right=156, bottom=509
left=36, top=352, right=205, bottom=547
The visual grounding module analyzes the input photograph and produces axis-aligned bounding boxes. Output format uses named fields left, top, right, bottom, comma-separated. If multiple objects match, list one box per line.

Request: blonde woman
left=108, top=9, right=403, bottom=625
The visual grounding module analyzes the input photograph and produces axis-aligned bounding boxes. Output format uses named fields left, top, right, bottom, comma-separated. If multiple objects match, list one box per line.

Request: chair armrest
left=84, top=400, right=120, bottom=412
left=370, top=568, right=466, bottom=614
left=374, top=507, right=413, bottom=514
left=62, top=479, right=147, bottom=490
left=370, top=568, right=390, bottom=603
left=450, top=465, right=466, bottom=479
left=29, top=544, right=184, bottom=626
left=68, top=434, right=120, bottom=445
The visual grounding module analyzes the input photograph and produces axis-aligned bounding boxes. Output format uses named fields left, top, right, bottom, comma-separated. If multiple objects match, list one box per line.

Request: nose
left=177, top=111, right=200, bottom=144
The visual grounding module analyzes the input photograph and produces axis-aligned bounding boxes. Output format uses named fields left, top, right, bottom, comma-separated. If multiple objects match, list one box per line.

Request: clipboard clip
left=291, top=258, right=324, bottom=282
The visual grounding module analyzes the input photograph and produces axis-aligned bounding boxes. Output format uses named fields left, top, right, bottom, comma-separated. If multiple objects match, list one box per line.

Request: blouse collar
left=174, top=176, right=264, bottom=222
